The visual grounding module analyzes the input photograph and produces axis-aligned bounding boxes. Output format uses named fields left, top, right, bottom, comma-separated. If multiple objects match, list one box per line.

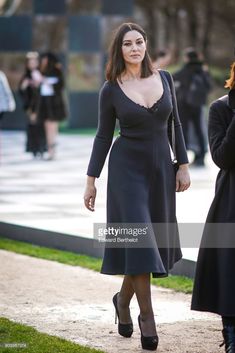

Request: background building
left=0, top=0, right=234, bottom=129
left=0, top=0, right=134, bottom=129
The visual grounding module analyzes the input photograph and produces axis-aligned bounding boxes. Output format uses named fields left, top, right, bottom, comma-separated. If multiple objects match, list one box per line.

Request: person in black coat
left=37, top=52, right=66, bottom=160
left=191, top=61, right=235, bottom=353
left=19, top=52, right=46, bottom=158
left=173, top=48, right=212, bottom=166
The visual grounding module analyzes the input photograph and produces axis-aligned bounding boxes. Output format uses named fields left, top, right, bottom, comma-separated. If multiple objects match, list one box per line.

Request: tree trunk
left=170, top=9, right=181, bottom=55
left=202, top=0, right=213, bottom=62
left=144, top=6, right=158, bottom=56
left=187, top=4, right=197, bottom=47
left=135, top=0, right=159, bottom=56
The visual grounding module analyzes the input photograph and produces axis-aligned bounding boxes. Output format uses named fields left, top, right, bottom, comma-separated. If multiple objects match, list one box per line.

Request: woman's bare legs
left=44, top=120, right=58, bottom=159
left=117, top=273, right=156, bottom=336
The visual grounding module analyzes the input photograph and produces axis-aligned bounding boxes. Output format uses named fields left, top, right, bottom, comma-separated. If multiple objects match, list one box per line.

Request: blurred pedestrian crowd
left=18, top=51, right=67, bottom=160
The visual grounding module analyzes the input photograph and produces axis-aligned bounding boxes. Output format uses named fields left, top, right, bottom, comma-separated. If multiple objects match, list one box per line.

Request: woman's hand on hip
left=84, top=176, right=97, bottom=211
left=176, top=164, right=191, bottom=192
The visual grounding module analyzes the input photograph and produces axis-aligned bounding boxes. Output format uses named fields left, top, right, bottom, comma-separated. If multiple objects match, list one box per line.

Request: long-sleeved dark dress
left=192, top=92, right=235, bottom=315
left=87, top=70, right=188, bottom=278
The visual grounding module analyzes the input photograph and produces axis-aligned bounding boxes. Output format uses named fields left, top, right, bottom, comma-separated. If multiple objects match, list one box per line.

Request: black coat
left=173, top=62, right=211, bottom=106
left=19, top=71, right=39, bottom=113
left=18, top=71, right=47, bottom=154
left=191, top=92, right=235, bottom=316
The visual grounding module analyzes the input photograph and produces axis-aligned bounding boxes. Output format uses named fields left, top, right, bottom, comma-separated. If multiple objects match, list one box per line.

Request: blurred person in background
left=0, top=70, right=15, bottom=120
left=152, top=49, right=172, bottom=70
left=191, top=61, right=235, bottom=352
left=19, top=52, right=46, bottom=158
left=173, top=48, right=212, bottom=166
left=37, top=52, right=66, bottom=160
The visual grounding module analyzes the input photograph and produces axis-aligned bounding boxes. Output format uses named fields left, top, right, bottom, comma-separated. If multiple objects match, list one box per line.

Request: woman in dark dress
left=19, top=52, right=46, bottom=158
left=37, top=52, right=66, bottom=160
left=84, top=23, right=190, bottom=351
left=191, top=62, right=235, bottom=353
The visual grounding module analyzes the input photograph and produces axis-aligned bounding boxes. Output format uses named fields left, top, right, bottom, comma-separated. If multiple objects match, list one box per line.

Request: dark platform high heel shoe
left=112, top=292, right=133, bottom=338
left=138, top=315, right=158, bottom=351
left=221, top=326, right=235, bottom=353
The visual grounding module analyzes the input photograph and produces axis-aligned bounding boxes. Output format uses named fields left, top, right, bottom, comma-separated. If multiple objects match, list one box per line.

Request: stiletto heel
left=138, top=315, right=158, bottom=351
left=112, top=292, right=133, bottom=338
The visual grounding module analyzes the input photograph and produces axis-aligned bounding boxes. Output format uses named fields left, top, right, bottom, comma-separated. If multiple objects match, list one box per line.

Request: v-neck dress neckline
left=116, top=70, right=165, bottom=112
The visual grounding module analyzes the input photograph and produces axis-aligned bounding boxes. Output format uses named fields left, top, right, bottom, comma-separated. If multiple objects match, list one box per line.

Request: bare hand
left=176, top=165, right=191, bottom=192
left=21, top=79, right=29, bottom=90
left=29, top=112, right=37, bottom=123
left=84, top=184, right=97, bottom=211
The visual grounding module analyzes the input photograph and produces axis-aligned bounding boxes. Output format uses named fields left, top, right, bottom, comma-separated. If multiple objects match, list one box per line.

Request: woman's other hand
left=84, top=176, right=97, bottom=211
left=176, top=164, right=191, bottom=192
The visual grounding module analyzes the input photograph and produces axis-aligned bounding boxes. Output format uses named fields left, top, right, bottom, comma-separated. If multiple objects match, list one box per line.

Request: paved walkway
left=0, top=131, right=219, bottom=261
left=0, top=249, right=222, bottom=353
left=0, top=136, right=223, bottom=351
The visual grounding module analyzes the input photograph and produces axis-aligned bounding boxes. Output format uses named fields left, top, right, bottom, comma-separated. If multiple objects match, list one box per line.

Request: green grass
left=152, top=276, right=193, bottom=294
left=0, top=237, right=102, bottom=272
left=0, top=317, right=105, bottom=353
left=209, top=66, right=230, bottom=86
left=0, top=237, right=193, bottom=294
left=59, top=127, right=97, bottom=135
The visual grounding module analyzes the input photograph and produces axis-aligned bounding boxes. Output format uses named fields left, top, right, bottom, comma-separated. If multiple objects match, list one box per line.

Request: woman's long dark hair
left=106, top=22, right=154, bottom=82
left=40, top=52, right=61, bottom=76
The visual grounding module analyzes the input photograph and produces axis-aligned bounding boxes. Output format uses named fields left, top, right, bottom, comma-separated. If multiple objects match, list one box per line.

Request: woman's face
left=121, top=30, right=146, bottom=65
left=27, top=58, right=38, bottom=70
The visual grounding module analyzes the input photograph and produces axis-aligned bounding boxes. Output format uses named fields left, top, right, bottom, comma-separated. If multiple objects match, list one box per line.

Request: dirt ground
left=0, top=249, right=223, bottom=353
